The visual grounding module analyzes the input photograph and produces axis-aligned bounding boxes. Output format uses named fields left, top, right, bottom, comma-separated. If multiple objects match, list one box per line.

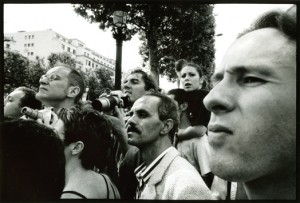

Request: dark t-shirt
left=186, top=89, right=210, bottom=127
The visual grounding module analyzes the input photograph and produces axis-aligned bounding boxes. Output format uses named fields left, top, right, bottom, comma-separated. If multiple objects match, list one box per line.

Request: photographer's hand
left=106, top=106, right=130, bottom=154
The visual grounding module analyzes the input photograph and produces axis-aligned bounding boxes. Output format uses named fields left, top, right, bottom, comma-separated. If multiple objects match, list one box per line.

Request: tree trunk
left=147, top=4, right=160, bottom=87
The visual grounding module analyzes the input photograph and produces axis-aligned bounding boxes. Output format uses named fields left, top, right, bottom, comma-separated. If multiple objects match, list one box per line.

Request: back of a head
left=57, top=107, right=113, bottom=170
left=1, top=118, right=65, bottom=201
left=167, top=88, right=188, bottom=105
left=15, top=86, right=42, bottom=110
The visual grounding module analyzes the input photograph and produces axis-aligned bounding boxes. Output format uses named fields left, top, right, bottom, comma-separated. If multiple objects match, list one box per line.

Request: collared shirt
left=134, top=147, right=172, bottom=199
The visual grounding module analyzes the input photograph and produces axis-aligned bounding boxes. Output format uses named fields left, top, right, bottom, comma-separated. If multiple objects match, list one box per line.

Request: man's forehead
left=126, top=73, right=143, bottom=81
left=47, top=66, right=70, bottom=76
left=132, top=96, right=159, bottom=111
left=215, top=28, right=293, bottom=75
left=9, top=90, right=25, bottom=98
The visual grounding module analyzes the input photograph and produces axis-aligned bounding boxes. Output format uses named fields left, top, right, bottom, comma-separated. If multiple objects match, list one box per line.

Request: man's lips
left=207, top=124, right=233, bottom=147
left=39, top=86, right=48, bottom=91
left=208, top=124, right=233, bottom=134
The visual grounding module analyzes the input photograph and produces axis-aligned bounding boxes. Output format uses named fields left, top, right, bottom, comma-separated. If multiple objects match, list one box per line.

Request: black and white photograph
left=2, top=2, right=297, bottom=201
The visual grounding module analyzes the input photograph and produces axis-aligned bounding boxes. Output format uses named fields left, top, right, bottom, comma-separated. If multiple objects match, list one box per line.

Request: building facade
left=4, top=29, right=115, bottom=74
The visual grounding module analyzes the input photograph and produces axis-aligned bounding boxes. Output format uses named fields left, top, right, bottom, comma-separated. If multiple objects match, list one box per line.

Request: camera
left=92, top=95, right=131, bottom=112
left=21, top=107, right=43, bottom=120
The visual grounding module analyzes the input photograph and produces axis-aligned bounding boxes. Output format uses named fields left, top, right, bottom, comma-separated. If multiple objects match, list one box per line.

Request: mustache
left=126, top=123, right=141, bottom=134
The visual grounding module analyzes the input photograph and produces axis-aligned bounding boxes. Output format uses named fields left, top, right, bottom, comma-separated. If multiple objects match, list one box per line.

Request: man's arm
left=177, top=125, right=207, bottom=141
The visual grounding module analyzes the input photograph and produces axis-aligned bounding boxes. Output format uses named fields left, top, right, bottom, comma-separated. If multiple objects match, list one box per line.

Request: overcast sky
left=4, top=3, right=292, bottom=91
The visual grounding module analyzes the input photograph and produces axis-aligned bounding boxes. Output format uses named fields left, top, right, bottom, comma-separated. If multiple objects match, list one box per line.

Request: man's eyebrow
left=211, top=72, right=223, bottom=83
left=226, top=66, right=273, bottom=76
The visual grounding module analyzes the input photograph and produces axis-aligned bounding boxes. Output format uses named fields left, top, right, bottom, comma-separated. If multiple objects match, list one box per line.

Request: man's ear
left=70, top=141, right=84, bottom=155
left=160, top=119, right=174, bottom=135
left=67, top=86, right=80, bottom=98
left=179, top=102, right=188, bottom=112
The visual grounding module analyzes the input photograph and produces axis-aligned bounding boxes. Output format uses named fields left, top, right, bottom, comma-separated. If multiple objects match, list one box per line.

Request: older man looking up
left=203, top=5, right=296, bottom=199
left=35, top=64, right=85, bottom=112
left=126, top=92, right=212, bottom=199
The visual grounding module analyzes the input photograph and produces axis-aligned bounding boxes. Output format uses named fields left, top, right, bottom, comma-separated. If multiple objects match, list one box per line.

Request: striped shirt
left=134, top=147, right=172, bottom=199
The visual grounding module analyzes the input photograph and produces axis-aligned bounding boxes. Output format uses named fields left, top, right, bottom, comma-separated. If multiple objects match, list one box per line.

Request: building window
left=92, top=63, right=94, bottom=68
left=25, top=36, right=27, bottom=39
left=6, top=44, right=10, bottom=49
left=24, top=44, right=27, bottom=47
left=32, top=35, right=34, bottom=39
left=88, top=61, right=91, bottom=66
left=31, top=43, right=34, bottom=47
left=73, top=50, right=76, bottom=54
left=28, top=44, right=30, bottom=47
left=31, top=52, right=34, bottom=55
left=28, top=35, right=31, bottom=39
left=28, top=52, right=30, bottom=56
left=67, top=47, right=70, bottom=52
left=61, top=44, right=65, bottom=50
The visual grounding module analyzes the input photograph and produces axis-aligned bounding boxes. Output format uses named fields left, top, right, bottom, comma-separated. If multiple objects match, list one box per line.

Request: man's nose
left=203, top=81, right=235, bottom=114
left=39, top=75, right=48, bottom=85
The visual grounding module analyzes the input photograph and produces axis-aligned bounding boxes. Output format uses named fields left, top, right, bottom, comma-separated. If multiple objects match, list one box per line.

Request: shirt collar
left=135, top=147, right=172, bottom=184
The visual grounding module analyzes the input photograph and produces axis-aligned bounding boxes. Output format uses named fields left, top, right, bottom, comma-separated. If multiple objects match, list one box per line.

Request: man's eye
left=49, top=75, right=59, bottom=80
left=242, top=77, right=265, bottom=85
left=138, top=112, right=148, bottom=118
left=132, top=80, right=139, bottom=84
left=181, top=74, right=186, bottom=78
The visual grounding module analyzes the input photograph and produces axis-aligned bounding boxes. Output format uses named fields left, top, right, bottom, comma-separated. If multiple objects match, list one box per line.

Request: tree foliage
left=73, top=3, right=215, bottom=86
left=47, top=52, right=77, bottom=69
left=4, top=50, right=44, bottom=93
left=86, top=68, right=114, bottom=101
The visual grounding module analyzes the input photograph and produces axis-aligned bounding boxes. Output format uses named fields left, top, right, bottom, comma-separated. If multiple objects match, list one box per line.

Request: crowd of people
left=1, top=5, right=296, bottom=200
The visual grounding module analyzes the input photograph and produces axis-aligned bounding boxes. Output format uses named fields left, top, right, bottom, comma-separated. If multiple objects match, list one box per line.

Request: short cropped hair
left=238, top=5, right=296, bottom=40
left=55, top=64, right=85, bottom=103
left=143, top=92, right=179, bottom=143
left=1, top=118, right=65, bottom=200
left=130, top=69, right=158, bottom=91
left=68, top=69, right=85, bottom=103
left=167, top=88, right=188, bottom=105
left=15, top=86, right=42, bottom=110
left=57, top=107, right=113, bottom=170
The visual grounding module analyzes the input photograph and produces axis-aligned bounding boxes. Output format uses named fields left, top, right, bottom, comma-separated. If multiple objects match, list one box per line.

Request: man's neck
left=43, top=99, right=76, bottom=112
left=178, top=111, right=190, bottom=129
left=243, top=170, right=296, bottom=199
left=140, top=137, right=172, bottom=167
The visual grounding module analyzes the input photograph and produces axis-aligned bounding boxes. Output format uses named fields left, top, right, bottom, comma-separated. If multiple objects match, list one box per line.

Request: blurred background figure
left=4, top=86, right=42, bottom=118
left=1, top=118, right=65, bottom=201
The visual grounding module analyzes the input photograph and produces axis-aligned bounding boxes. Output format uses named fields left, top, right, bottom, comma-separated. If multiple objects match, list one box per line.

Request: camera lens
left=92, top=96, right=118, bottom=112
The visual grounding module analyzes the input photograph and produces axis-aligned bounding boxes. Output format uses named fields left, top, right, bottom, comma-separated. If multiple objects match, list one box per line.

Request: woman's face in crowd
left=180, top=66, right=202, bottom=91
